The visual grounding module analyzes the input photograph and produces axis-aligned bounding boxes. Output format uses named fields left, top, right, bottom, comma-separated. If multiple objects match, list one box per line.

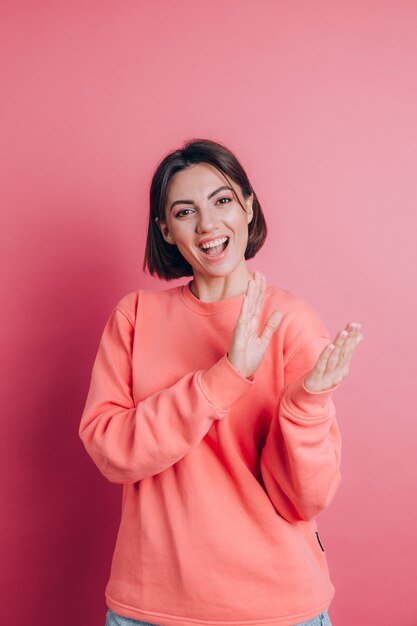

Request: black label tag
left=315, top=531, right=325, bottom=552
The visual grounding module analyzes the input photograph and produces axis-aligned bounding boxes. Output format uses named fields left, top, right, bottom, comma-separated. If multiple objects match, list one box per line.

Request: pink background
left=1, top=1, right=416, bottom=625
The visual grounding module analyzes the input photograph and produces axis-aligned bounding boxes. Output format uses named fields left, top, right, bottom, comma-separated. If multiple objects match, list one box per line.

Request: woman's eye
left=175, top=198, right=231, bottom=218
left=175, top=209, right=193, bottom=218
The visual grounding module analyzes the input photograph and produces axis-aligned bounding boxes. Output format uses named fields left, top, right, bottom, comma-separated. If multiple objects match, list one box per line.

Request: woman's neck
left=189, top=267, right=254, bottom=303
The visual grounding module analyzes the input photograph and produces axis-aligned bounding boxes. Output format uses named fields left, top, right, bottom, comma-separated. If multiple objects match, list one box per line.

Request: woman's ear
left=155, top=216, right=176, bottom=245
left=246, top=193, right=254, bottom=225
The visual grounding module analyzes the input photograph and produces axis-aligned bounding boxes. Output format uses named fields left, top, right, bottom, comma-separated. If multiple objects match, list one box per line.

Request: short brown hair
left=143, top=138, right=267, bottom=280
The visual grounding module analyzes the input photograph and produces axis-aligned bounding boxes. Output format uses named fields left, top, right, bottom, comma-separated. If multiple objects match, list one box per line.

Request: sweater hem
left=105, top=592, right=334, bottom=626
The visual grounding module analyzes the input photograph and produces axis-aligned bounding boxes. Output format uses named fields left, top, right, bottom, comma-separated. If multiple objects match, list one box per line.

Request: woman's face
left=157, top=163, right=253, bottom=280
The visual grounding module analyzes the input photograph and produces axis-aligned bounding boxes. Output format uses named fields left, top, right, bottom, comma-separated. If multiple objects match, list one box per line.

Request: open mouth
left=198, top=236, right=229, bottom=257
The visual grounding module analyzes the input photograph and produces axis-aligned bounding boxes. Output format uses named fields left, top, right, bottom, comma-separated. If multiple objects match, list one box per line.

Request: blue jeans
left=105, top=607, right=332, bottom=626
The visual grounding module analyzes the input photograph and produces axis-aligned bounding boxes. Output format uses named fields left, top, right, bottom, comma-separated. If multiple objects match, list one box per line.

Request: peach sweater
left=79, top=279, right=342, bottom=626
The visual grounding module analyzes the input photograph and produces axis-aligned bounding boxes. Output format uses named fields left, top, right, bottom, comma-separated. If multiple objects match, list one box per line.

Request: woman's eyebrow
left=170, top=186, right=232, bottom=211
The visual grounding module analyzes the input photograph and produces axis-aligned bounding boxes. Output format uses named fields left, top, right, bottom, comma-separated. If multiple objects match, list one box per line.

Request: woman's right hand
left=227, top=271, right=283, bottom=379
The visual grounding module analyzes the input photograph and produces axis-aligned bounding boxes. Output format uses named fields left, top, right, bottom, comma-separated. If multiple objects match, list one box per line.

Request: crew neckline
left=181, top=280, right=247, bottom=315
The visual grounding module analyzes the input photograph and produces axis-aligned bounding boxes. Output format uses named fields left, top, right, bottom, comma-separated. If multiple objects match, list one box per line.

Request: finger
left=237, top=279, right=254, bottom=326
left=327, top=329, right=349, bottom=368
left=326, top=327, right=360, bottom=372
left=346, top=322, right=362, bottom=333
left=340, top=330, right=363, bottom=364
left=325, top=341, right=343, bottom=372
left=259, top=310, right=282, bottom=346
left=313, top=343, right=336, bottom=375
left=332, top=324, right=362, bottom=364
left=260, top=272, right=267, bottom=295
left=329, top=331, right=363, bottom=380
left=251, top=271, right=263, bottom=313
left=245, top=272, right=261, bottom=333
left=251, top=273, right=266, bottom=330
left=248, top=279, right=258, bottom=317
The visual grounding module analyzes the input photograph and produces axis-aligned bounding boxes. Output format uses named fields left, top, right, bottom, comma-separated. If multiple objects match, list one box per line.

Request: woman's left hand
left=303, top=322, right=364, bottom=392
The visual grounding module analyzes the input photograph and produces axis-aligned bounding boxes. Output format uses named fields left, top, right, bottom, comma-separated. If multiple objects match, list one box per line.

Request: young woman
left=79, top=138, right=363, bottom=626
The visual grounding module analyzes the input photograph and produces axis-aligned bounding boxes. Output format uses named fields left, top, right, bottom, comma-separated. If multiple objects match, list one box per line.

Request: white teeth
left=199, top=237, right=228, bottom=250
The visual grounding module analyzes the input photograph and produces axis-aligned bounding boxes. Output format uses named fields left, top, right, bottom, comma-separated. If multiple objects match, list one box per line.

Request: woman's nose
left=196, top=208, right=217, bottom=233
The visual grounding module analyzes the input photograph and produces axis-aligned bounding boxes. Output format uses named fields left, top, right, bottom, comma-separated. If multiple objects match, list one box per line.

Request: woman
left=79, top=138, right=363, bottom=626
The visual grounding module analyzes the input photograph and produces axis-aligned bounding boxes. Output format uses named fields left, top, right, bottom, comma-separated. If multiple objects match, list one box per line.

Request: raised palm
left=227, top=270, right=363, bottom=388
left=303, top=323, right=363, bottom=392
left=227, top=271, right=282, bottom=378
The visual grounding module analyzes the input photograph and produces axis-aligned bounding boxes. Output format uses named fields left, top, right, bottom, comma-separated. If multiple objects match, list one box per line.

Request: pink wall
left=1, top=1, right=416, bottom=624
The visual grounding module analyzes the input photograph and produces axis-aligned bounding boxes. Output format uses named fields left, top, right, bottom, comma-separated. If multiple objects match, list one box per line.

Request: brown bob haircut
left=143, top=138, right=267, bottom=280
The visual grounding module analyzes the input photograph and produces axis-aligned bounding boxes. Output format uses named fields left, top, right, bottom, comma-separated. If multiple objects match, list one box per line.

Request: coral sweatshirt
left=79, top=278, right=342, bottom=626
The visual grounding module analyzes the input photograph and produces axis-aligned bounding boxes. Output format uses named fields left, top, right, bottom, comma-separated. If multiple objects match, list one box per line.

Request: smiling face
left=157, top=163, right=254, bottom=281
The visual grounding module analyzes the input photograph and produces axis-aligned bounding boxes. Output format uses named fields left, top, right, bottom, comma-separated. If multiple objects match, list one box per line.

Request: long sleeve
left=260, top=322, right=342, bottom=523
left=79, top=306, right=254, bottom=484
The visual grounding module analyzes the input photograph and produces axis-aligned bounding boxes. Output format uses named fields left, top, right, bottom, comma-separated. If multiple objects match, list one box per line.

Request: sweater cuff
left=281, top=376, right=341, bottom=419
left=199, top=353, right=254, bottom=413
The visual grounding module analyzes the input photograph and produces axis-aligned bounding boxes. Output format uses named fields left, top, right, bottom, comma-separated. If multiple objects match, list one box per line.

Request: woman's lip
left=197, top=235, right=229, bottom=246
left=197, top=239, right=230, bottom=261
